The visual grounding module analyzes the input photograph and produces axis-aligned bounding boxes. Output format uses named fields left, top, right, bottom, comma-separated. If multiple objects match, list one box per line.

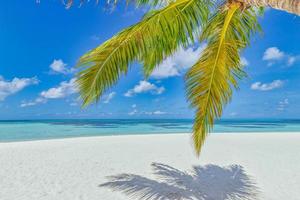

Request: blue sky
left=0, top=1, right=300, bottom=119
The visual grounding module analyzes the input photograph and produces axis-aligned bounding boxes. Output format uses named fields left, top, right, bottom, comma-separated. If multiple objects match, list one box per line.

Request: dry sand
left=0, top=133, right=299, bottom=200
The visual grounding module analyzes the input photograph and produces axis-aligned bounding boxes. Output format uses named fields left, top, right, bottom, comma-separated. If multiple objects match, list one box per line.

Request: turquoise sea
left=0, top=119, right=300, bottom=142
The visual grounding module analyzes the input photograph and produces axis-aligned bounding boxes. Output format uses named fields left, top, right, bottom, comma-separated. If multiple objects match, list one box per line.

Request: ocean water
left=0, top=119, right=300, bottom=142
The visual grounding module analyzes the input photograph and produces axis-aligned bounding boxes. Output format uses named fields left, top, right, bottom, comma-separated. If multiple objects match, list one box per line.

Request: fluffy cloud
left=263, top=47, right=298, bottom=66
left=0, top=76, right=38, bottom=101
left=103, top=92, right=116, bottom=104
left=124, top=80, right=165, bottom=97
left=40, top=78, right=77, bottom=99
left=151, top=60, right=180, bottom=79
left=49, top=59, right=75, bottom=74
left=21, top=78, right=77, bottom=107
left=263, top=47, right=284, bottom=61
left=20, top=97, right=46, bottom=108
left=151, top=45, right=205, bottom=79
left=150, top=45, right=249, bottom=79
left=251, top=80, right=284, bottom=91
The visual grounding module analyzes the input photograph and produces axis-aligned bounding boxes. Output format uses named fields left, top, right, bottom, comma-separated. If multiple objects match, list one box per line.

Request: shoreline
left=1, top=131, right=300, bottom=144
left=1, top=133, right=299, bottom=200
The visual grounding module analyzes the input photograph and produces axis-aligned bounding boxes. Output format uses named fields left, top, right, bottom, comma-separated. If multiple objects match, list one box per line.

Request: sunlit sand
left=0, top=133, right=299, bottom=200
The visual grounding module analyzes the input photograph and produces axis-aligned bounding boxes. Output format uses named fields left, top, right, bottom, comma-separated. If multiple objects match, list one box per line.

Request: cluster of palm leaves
left=75, top=0, right=262, bottom=155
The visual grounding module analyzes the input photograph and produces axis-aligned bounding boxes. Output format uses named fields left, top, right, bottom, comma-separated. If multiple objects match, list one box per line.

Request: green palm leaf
left=77, top=0, right=210, bottom=106
left=186, top=3, right=261, bottom=155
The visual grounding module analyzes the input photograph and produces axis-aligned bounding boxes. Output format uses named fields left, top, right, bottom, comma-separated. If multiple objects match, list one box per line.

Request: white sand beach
left=0, top=133, right=299, bottom=200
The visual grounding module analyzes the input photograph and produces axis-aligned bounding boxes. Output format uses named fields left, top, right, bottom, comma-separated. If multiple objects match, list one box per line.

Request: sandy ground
left=0, top=133, right=299, bottom=200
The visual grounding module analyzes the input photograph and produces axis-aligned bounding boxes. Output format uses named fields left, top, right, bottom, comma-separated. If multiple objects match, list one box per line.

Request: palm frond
left=77, top=0, right=210, bottom=106
left=186, top=3, right=261, bottom=155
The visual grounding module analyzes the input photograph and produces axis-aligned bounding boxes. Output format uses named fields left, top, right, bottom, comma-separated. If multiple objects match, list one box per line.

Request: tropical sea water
left=0, top=119, right=300, bottom=142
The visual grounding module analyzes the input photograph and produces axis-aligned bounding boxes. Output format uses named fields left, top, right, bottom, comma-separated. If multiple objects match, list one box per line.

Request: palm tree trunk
left=244, top=0, right=300, bottom=15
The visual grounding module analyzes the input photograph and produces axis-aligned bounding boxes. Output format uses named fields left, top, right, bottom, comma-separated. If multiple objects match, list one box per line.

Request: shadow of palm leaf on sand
left=100, top=163, right=259, bottom=200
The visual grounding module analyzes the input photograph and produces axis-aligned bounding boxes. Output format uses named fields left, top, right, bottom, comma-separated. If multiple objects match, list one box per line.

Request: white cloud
left=124, top=80, right=165, bottom=97
left=151, top=45, right=205, bottom=79
left=241, top=57, right=249, bottom=66
left=49, top=59, right=75, bottom=74
left=263, top=47, right=284, bottom=61
left=67, top=98, right=81, bottom=107
left=21, top=78, right=78, bottom=107
left=40, top=78, right=77, bottom=99
left=152, top=110, right=166, bottom=115
left=20, top=102, right=35, bottom=107
left=151, top=60, right=180, bottom=79
left=70, top=102, right=78, bottom=106
left=128, top=109, right=138, bottom=116
left=150, top=47, right=247, bottom=79
left=277, top=98, right=289, bottom=111
left=262, top=47, right=299, bottom=67
left=20, top=97, right=46, bottom=108
left=287, top=56, right=297, bottom=66
left=103, top=92, right=116, bottom=104
left=251, top=80, right=284, bottom=91
left=144, top=110, right=167, bottom=115
left=0, top=76, right=39, bottom=101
